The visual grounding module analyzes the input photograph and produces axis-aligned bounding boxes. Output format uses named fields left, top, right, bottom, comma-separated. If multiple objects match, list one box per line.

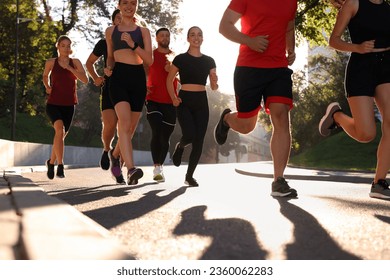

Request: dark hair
left=56, top=35, right=72, bottom=46
left=187, top=26, right=202, bottom=38
left=111, top=9, right=120, bottom=22
left=156, top=27, right=170, bottom=36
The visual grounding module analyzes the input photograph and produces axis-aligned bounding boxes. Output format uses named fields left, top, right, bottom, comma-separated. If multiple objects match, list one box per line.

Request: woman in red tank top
left=42, top=35, right=88, bottom=180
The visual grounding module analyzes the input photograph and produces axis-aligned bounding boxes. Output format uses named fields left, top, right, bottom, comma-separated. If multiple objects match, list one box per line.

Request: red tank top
left=47, top=58, right=78, bottom=105
left=146, top=49, right=178, bottom=104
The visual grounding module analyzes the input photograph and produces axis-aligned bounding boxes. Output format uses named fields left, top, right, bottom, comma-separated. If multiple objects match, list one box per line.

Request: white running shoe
left=153, top=165, right=165, bottom=182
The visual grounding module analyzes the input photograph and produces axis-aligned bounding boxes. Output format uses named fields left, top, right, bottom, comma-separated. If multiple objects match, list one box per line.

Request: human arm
left=104, top=26, right=115, bottom=77
left=86, top=52, right=105, bottom=86
left=66, top=58, right=88, bottom=84
left=209, top=68, right=218, bottom=91
left=166, top=64, right=181, bottom=107
left=329, top=0, right=382, bottom=54
left=286, top=19, right=296, bottom=66
left=42, top=58, right=54, bottom=94
left=120, top=27, right=153, bottom=66
left=219, top=8, right=269, bottom=52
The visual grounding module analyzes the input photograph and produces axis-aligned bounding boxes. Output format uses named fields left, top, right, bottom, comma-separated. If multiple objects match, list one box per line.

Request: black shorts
left=46, top=104, right=75, bottom=133
left=345, top=50, right=390, bottom=97
left=109, top=62, right=147, bottom=112
left=145, top=100, right=176, bottom=126
left=234, top=67, right=293, bottom=117
left=101, top=78, right=114, bottom=111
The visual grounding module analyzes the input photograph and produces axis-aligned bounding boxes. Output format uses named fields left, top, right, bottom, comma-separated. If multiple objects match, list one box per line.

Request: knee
left=356, top=130, right=376, bottom=143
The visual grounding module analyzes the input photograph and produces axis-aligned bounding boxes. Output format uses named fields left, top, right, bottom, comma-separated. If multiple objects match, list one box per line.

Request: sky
left=73, top=0, right=307, bottom=95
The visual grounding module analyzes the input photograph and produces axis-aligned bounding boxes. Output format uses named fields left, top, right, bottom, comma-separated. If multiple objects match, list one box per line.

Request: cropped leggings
left=177, top=90, right=209, bottom=177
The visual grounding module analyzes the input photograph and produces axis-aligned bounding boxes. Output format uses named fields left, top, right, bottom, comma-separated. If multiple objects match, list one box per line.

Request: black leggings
left=146, top=101, right=176, bottom=165
left=177, top=90, right=209, bottom=177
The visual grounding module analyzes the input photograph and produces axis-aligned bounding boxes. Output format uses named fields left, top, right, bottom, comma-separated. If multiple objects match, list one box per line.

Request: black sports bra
left=112, top=25, right=144, bottom=51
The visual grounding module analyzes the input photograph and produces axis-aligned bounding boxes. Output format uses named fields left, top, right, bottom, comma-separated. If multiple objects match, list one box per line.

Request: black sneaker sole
left=127, top=169, right=144, bottom=185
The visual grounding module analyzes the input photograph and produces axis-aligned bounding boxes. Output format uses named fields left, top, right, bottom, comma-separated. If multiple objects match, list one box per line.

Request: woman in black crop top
left=319, top=0, right=390, bottom=199
left=104, top=0, right=153, bottom=186
left=166, top=26, right=219, bottom=187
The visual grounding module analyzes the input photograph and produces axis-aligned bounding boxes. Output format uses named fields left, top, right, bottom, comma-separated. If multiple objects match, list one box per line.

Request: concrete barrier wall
left=0, top=139, right=154, bottom=168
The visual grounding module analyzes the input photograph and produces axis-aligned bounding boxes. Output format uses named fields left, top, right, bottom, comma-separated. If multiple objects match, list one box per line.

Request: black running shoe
left=56, top=164, right=65, bottom=178
left=115, top=174, right=126, bottom=185
left=271, top=177, right=297, bottom=197
left=46, top=159, right=54, bottom=180
left=172, top=142, right=184, bottom=167
left=319, top=102, right=342, bottom=137
left=185, top=175, right=199, bottom=187
left=214, top=108, right=231, bottom=145
left=127, top=168, right=144, bottom=185
left=100, top=150, right=110, bottom=170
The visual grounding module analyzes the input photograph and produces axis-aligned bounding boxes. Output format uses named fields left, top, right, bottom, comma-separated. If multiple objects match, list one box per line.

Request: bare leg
left=101, top=109, right=117, bottom=152
left=225, top=112, right=258, bottom=135
left=373, top=84, right=390, bottom=182
left=268, top=103, right=291, bottom=180
left=51, top=120, right=66, bottom=165
left=333, top=96, right=376, bottom=143
left=114, top=101, right=141, bottom=170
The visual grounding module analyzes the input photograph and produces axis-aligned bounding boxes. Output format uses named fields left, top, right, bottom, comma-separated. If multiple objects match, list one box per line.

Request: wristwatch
left=130, top=42, right=139, bottom=51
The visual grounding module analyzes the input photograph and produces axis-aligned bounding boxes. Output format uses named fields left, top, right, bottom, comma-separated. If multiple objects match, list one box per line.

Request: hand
left=247, top=35, right=269, bottom=53
left=329, top=0, right=345, bottom=9
left=121, top=32, right=135, bottom=48
left=172, top=96, right=182, bottom=107
left=45, top=87, right=52, bottom=94
left=286, top=50, right=296, bottom=66
left=356, top=40, right=375, bottom=54
left=147, top=86, right=153, bottom=95
left=104, top=66, right=113, bottom=77
left=94, top=76, right=105, bottom=87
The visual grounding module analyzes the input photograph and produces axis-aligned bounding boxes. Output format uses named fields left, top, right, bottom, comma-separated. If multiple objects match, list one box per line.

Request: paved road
left=22, top=161, right=390, bottom=260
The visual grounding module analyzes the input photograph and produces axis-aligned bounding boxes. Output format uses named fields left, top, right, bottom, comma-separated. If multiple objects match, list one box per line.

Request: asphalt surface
left=13, top=161, right=390, bottom=260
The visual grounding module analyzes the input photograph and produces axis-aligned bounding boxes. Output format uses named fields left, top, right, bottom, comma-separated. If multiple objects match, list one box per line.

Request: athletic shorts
left=145, top=100, right=176, bottom=126
left=345, top=50, right=390, bottom=98
left=234, top=66, right=293, bottom=118
left=109, top=62, right=147, bottom=112
left=45, top=104, right=75, bottom=133
left=101, top=78, right=114, bottom=111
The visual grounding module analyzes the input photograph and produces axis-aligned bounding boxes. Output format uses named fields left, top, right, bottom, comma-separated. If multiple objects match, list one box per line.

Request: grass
left=0, top=113, right=101, bottom=147
left=290, top=123, right=381, bottom=172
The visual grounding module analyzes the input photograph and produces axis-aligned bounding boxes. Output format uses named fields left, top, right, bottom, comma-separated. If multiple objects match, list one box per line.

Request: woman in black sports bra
left=319, top=0, right=390, bottom=199
left=166, top=26, right=219, bottom=187
left=104, top=0, right=153, bottom=186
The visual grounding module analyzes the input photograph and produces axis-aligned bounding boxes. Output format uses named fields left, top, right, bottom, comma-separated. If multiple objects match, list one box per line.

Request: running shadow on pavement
left=275, top=198, right=360, bottom=259
left=47, top=182, right=157, bottom=206
left=83, top=186, right=188, bottom=229
left=173, top=205, right=268, bottom=260
left=235, top=169, right=373, bottom=184
left=375, top=215, right=390, bottom=225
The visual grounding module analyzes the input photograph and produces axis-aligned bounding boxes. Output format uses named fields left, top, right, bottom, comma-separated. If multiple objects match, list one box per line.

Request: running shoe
left=369, top=179, right=390, bottom=199
left=108, top=149, right=122, bottom=178
left=100, top=150, right=110, bottom=170
left=185, top=175, right=199, bottom=187
left=172, top=142, right=184, bottom=167
left=56, top=164, right=65, bottom=178
left=319, top=102, right=342, bottom=137
left=153, top=165, right=165, bottom=182
left=271, top=177, right=298, bottom=197
left=214, top=108, right=231, bottom=145
left=46, top=159, right=54, bottom=180
left=127, top=168, right=144, bottom=185
left=115, top=174, right=126, bottom=185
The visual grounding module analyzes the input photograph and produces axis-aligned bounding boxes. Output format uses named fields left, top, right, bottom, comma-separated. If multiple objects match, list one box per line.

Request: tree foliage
left=1, top=0, right=350, bottom=155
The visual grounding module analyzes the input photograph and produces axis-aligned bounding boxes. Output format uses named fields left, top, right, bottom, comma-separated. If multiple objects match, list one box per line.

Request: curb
left=1, top=172, right=133, bottom=260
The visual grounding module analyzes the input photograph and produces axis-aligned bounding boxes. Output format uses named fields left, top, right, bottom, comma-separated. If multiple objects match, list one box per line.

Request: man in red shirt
left=145, top=28, right=178, bottom=182
left=215, top=0, right=298, bottom=197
